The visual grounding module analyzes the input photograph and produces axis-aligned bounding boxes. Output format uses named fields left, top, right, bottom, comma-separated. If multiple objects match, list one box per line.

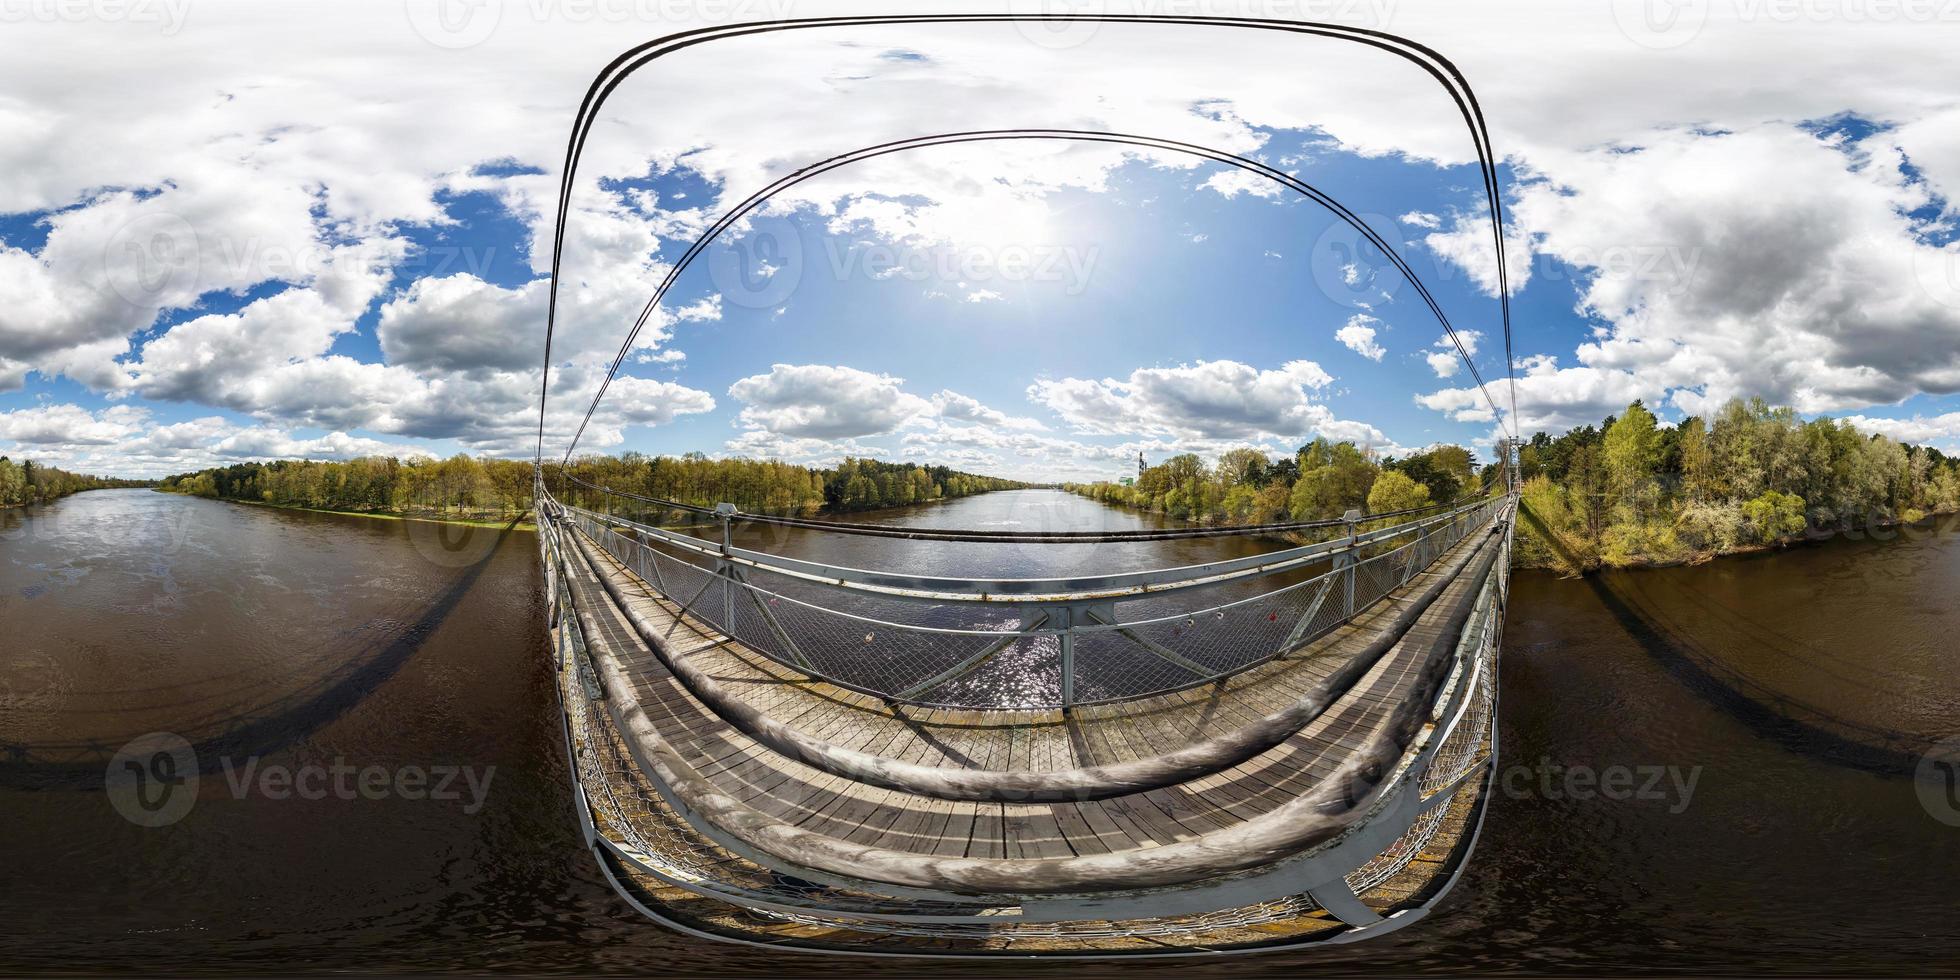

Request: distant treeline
left=1066, top=441, right=1480, bottom=526
left=156, top=452, right=1028, bottom=521
left=0, top=457, right=151, bottom=508
left=159, top=455, right=535, bottom=520
left=1517, top=398, right=1960, bottom=572
left=556, top=452, right=1030, bottom=515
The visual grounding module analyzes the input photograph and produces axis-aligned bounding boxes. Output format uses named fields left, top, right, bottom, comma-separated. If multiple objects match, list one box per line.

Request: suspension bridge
left=535, top=473, right=1514, bottom=955
left=532, top=14, right=1526, bottom=957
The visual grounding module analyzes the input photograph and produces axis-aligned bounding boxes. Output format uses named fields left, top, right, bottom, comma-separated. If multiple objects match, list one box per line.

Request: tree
left=1367, top=469, right=1431, bottom=515
left=1290, top=439, right=1379, bottom=520
left=1603, top=400, right=1660, bottom=504
left=1214, top=447, right=1270, bottom=489
left=1678, top=416, right=1713, bottom=502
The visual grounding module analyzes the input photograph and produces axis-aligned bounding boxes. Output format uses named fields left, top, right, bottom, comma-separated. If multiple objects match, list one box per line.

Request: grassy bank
left=157, top=489, right=535, bottom=531
left=1515, top=502, right=1960, bottom=576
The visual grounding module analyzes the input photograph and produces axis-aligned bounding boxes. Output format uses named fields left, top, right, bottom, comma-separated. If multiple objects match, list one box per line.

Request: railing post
left=1339, top=508, right=1360, bottom=618
left=716, top=502, right=737, bottom=630
left=1058, top=604, right=1076, bottom=712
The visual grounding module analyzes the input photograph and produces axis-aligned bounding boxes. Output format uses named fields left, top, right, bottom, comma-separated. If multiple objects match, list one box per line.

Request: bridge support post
left=1308, top=882, right=1385, bottom=927
left=1057, top=604, right=1076, bottom=712
left=716, top=503, right=737, bottom=631
left=1338, top=508, right=1361, bottom=618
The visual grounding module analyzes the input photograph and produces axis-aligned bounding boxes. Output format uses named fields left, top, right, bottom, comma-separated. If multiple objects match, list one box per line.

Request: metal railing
left=543, top=477, right=1503, bottom=710
left=538, top=467, right=1518, bottom=933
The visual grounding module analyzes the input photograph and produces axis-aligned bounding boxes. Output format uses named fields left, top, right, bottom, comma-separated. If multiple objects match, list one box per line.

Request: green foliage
left=1740, top=489, right=1807, bottom=543
left=1603, top=400, right=1660, bottom=500
left=1066, top=440, right=1490, bottom=527
left=157, top=453, right=1026, bottom=520
left=0, top=457, right=149, bottom=507
left=1514, top=397, right=1960, bottom=570
left=1366, top=469, right=1431, bottom=514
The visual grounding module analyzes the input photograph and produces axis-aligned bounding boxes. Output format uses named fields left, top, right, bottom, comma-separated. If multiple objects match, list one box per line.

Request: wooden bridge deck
left=563, top=518, right=1496, bottom=863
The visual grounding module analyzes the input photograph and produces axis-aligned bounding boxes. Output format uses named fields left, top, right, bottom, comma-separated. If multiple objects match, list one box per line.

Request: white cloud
left=1838, top=412, right=1960, bottom=450
left=1424, top=209, right=1533, bottom=298
left=1201, top=168, right=1284, bottom=199
left=727, top=363, right=933, bottom=440
left=377, top=274, right=547, bottom=374
left=929, top=390, right=1046, bottom=431
left=0, top=403, right=150, bottom=446
left=1425, top=329, right=1484, bottom=377
left=1336, top=314, right=1386, bottom=361
left=1026, top=359, right=1380, bottom=445
left=1418, top=354, right=1656, bottom=434
left=7, top=2, right=1960, bottom=470
left=1517, top=124, right=1960, bottom=417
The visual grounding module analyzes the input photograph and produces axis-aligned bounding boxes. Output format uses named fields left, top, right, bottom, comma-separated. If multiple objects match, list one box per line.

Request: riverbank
left=153, top=488, right=535, bottom=531
left=1515, top=506, right=1960, bottom=576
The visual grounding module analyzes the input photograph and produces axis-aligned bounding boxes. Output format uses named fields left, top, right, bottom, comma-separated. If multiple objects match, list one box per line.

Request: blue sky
left=4, top=3, right=1960, bottom=479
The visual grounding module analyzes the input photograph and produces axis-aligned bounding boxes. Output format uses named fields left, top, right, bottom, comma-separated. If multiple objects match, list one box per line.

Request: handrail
left=555, top=490, right=1499, bottom=710
left=554, top=469, right=1491, bottom=543
left=562, top=494, right=1500, bottom=604
left=552, top=502, right=1516, bottom=897
left=563, top=516, right=1504, bottom=802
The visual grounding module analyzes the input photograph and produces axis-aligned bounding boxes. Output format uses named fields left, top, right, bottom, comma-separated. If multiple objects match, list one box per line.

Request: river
left=3, top=488, right=1958, bottom=973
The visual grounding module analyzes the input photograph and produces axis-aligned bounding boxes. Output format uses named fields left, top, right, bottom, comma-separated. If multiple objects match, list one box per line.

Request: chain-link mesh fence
left=564, top=497, right=1500, bottom=710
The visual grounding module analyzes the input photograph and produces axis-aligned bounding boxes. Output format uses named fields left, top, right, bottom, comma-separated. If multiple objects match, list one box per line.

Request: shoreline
left=1517, top=508, right=1960, bottom=576
left=2, top=486, right=152, bottom=510
left=154, top=489, right=537, bottom=531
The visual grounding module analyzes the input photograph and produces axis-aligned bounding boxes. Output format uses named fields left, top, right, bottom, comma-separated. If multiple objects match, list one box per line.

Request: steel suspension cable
left=536, top=14, right=1526, bottom=466
left=561, top=130, right=1505, bottom=464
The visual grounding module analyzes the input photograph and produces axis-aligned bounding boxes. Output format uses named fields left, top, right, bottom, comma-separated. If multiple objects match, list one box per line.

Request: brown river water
left=3, top=488, right=1958, bottom=974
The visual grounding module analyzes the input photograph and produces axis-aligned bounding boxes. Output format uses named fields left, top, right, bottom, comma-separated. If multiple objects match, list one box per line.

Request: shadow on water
left=0, top=517, right=527, bottom=791
left=1518, top=502, right=1933, bottom=777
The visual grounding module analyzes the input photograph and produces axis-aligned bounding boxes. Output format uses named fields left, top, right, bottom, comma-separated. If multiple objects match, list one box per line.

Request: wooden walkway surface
left=564, top=519, right=1495, bottom=864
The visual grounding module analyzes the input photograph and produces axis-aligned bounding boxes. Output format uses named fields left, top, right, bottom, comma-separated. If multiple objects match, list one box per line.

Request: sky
left=2, top=0, right=1960, bottom=481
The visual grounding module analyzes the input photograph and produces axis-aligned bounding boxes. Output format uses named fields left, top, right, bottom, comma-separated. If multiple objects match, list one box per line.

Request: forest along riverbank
left=5, top=487, right=1959, bottom=972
